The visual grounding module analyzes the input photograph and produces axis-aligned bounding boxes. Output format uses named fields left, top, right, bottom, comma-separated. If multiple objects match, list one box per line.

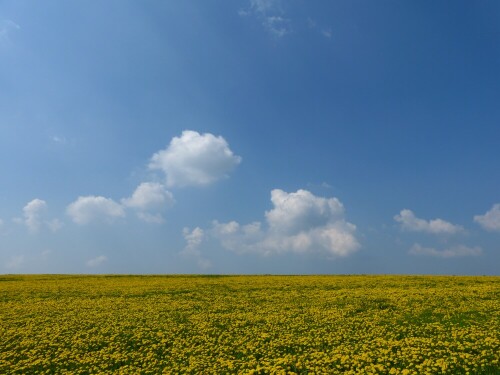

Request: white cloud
left=322, top=28, right=332, bottom=38
left=474, top=204, right=500, bottom=232
left=211, top=189, right=359, bottom=258
left=264, top=16, right=290, bottom=38
left=122, top=182, right=173, bottom=210
left=181, top=227, right=211, bottom=269
left=240, top=0, right=291, bottom=38
left=23, top=199, right=47, bottom=233
left=149, top=130, right=241, bottom=188
left=136, top=212, right=164, bottom=224
left=122, top=182, right=174, bottom=223
left=66, top=196, right=125, bottom=225
left=86, top=255, right=107, bottom=267
left=250, top=0, right=277, bottom=13
left=394, top=209, right=463, bottom=235
left=409, top=243, right=482, bottom=258
left=51, top=135, right=67, bottom=144
left=266, top=189, right=344, bottom=234
left=17, top=199, right=62, bottom=233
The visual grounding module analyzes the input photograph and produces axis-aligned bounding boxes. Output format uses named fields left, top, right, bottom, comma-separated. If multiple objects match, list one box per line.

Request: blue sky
left=1, top=1, right=499, bottom=274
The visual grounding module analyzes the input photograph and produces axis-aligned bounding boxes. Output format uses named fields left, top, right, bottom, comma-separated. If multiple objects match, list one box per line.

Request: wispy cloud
left=86, top=255, right=108, bottom=267
left=240, top=0, right=291, bottom=38
left=409, top=244, right=482, bottom=258
left=51, top=135, right=67, bottom=144
left=307, top=17, right=332, bottom=39
left=0, top=19, right=20, bottom=44
left=181, top=227, right=212, bottom=269
left=6, top=255, right=25, bottom=269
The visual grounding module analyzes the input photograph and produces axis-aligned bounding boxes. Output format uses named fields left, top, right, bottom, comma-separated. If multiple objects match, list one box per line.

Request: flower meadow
left=0, top=275, right=498, bottom=374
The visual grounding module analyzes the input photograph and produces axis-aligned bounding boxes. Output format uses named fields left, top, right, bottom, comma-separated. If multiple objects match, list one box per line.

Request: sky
left=1, top=1, right=499, bottom=275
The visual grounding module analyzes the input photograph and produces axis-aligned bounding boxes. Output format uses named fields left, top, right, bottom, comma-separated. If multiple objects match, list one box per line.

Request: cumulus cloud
left=266, top=189, right=344, bottom=233
left=211, top=189, right=359, bottom=258
left=86, top=255, right=107, bottom=267
left=66, top=196, right=125, bottom=225
left=122, top=182, right=174, bottom=223
left=181, top=227, right=211, bottom=269
left=409, top=243, right=482, bottom=258
left=394, top=209, right=463, bottom=235
left=149, top=130, right=241, bottom=188
left=22, top=199, right=47, bottom=233
left=474, top=204, right=500, bottom=232
left=122, top=182, right=173, bottom=210
left=17, top=199, right=63, bottom=233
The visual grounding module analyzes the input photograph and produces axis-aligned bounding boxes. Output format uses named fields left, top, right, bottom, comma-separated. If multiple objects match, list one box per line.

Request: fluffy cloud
left=22, top=199, right=47, bottom=233
left=86, top=255, right=107, bottom=267
left=266, top=189, right=344, bottom=233
left=394, top=209, right=463, bottom=235
left=409, top=244, right=482, bottom=258
left=122, top=182, right=174, bottom=223
left=66, top=196, right=125, bottom=225
left=211, top=189, right=359, bottom=258
left=122, top=182, right=173, bottom=210
left=149, top=130, right=241, bottom=188
left=474, top=204, right=500, bottom=232
left=181, top=227, right=211, bottom=269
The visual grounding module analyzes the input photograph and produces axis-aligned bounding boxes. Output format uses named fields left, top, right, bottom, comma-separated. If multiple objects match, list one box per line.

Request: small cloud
left=474, top=204, right=500, bottom=232
left=307, top=17, right=317, bottom=28
left=66, top=196, right=125, bottom=225
left=409, top=243, right=482, bottom=258
left=394, top=209, right=463, bottom=235
left=181, top=227, right=211, bottom=269
left=149, top=130, right=241, bottom=188
left=238, top=9, right=251, bottom=17
left=51, top=135, right=67, bottom=144
left=321, top=28, right=332, bottom=38
left=0, top=19, right=20, bottom=43
left=264, top=16, right=290, bottom=38
left=250, top=0, right=278, bottom=13
left=122, top=182, right=173, bottom=209
left=86, top=255, right=107, bottom=267
left=6, top=255, right=25, bottom=269
left=23, top=199, right=47, bottom=233
left=122, top=182, right=174, bottom=223
left=240, top=0, right=291, bottom=38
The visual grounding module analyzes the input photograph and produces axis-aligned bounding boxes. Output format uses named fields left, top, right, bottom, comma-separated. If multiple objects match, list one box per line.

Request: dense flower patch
left=0, top=275, right=498, bottom=374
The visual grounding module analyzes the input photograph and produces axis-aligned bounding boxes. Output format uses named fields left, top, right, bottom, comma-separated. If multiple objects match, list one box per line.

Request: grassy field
left=0, top=275, right=499, bottom=374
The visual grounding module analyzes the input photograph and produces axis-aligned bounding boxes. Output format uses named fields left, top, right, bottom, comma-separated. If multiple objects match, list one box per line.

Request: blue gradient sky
left=1, top=1, right=499, bottom=274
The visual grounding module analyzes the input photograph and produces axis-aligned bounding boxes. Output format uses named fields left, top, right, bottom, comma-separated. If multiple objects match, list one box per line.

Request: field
left=0, top=275, right=499, bottom=374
